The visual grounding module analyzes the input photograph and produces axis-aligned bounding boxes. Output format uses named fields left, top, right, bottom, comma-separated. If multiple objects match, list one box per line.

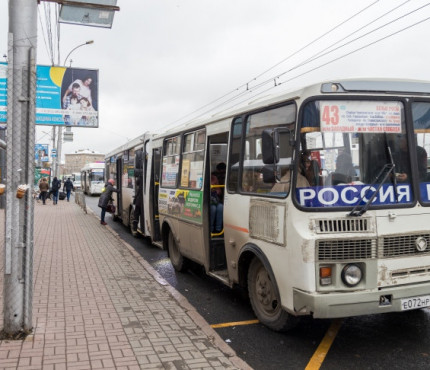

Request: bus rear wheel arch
left=247, top=256, right=298, bottom=332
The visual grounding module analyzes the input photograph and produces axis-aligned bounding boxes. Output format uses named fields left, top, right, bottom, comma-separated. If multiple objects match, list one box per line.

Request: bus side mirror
left=262, top=129, right=279, bottom=164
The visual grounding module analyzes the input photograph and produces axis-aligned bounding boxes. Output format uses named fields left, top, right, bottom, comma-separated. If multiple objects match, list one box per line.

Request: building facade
left=63, top=149, right=105, bottom=174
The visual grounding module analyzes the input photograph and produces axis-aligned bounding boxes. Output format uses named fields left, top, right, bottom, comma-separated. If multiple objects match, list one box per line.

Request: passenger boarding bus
left=108, top=79, right=430, bottom=331
left=81, top=162, right=105, bottom=195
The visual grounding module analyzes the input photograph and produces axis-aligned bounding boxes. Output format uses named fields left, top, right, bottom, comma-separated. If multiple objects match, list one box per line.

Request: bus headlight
left=341, top=264, right=362, bottom=287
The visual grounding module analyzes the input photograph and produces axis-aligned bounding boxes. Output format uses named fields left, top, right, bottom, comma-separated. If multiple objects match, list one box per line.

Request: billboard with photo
left=35, top=143, right=49, bottom=162
left=0, top=62, right=99, bottom=128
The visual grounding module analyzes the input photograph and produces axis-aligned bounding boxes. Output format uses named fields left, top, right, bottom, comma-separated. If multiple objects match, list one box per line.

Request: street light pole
left=63, top=40, right=94, bottom=66
left=55, top=40, right=94, bottom=178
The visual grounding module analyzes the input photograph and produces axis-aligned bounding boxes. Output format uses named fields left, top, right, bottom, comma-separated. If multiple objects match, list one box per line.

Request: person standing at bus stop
left=98, top=178, right=118, bottom=225
left=63, top=177, right=74, bottom=202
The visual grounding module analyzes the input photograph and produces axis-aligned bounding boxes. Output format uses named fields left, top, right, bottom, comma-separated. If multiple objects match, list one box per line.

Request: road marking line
left=211, top=319, right=259, bottom=328
left=305, top=319, right=343, bottom=370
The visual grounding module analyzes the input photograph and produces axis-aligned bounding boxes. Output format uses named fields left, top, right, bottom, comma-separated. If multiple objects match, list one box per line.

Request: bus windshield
left=90, top=170, right=104, bottom=182
left=295, top=99, right=430, bottom=210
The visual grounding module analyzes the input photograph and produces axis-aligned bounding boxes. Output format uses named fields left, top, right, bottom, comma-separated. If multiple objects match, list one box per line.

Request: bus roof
left=104, top=132, right=152, bottom=160
left=81, top=162, right=105, bottom=171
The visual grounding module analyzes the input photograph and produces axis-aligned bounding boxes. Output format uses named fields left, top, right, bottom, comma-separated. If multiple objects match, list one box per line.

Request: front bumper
left=293, top=282, right=430, bottom=318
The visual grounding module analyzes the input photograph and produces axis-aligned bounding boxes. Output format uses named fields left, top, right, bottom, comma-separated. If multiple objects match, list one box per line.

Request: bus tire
left=129, top=209, right=138, bottom=237
left=248, top=257, right=298, bottom=332
left=168, top=230, right=185, bottom=272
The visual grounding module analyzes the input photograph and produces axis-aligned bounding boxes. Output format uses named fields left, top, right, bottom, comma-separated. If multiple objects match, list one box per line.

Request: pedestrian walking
left=63, top=177, right=74, bottom=202
left=38, top=177, right=49, bottom=205
left=51, top=177, right=61, bottom=205
left=98, top=178, right=118, bottom=225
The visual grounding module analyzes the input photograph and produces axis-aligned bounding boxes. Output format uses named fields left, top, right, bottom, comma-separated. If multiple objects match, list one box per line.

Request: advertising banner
left=35, top=144, right=49, bottom=162
left=34, top=167, right=51, bottom=186
left=159, top=188, right=203, bottom=223
left=0, top=62, right=99, bottom=128
left=0, top=62, right=6, bottom=129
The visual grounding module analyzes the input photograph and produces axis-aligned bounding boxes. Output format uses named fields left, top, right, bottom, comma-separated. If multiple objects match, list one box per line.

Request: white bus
left=107, top=79, right=430, bottom=331
left=72, top=172, right=81, bottom=189
left=104, top=132, right=157, bottom=237
left=81, top=162, right=105, bottom=195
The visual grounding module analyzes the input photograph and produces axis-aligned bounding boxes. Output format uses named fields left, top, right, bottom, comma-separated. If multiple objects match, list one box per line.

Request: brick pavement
left=0, top=197, right=250, bottom=369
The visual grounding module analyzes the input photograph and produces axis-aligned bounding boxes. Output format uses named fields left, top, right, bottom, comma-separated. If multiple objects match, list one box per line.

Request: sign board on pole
left=59, top=0, right=119, bottom=29
left=35, top=143, right=49, bottom=162
left=51, top=149, right=57, bottom=158
left=0, top=62, right=6, bottom=130
left=0, top=62, right=99, bottom=128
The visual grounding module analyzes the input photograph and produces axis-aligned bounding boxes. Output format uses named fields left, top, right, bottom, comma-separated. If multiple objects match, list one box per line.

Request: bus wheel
left=248, top=257, right=298, bottom=332
left=168, top=230, right=185, bottom=272
left=129, top=210, right=138, bottom=237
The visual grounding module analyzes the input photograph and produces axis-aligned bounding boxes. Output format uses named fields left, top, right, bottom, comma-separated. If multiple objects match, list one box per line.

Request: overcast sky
left=1, top=0, right=430, bottom=160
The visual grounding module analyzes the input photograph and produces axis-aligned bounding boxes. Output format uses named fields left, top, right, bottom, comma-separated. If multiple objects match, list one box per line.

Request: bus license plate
left=401, top=295, right=430, bottom=311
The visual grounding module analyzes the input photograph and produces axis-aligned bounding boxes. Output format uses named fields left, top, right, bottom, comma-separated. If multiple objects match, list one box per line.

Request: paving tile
left=0, top=201, right=250, bottom=370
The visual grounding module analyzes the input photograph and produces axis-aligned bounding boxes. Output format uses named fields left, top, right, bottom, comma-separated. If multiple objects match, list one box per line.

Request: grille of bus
left=317, top=239, right=376, bottom=260
left=381, top=234, right=430, bottom=258
left=315, top=218, right=372, bottom=233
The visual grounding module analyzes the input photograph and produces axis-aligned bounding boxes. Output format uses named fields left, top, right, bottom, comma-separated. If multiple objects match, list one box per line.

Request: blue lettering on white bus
left=296, top=183, right=420, bottom=207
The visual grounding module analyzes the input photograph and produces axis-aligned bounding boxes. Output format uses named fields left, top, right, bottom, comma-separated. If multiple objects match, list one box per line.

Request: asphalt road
left=83, top=193, right=430, bottom=369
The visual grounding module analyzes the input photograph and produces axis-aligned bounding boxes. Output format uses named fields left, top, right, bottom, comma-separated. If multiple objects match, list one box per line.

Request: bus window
left=123, top=149, right=135, bottom=189
left=240, top=104, right=296, bottom=195
left=180, top=130, right=205, bottom=189
left=161, top=136, right=181, bottom=188
left=413, top=101, right=430, bottom=204
left=227, top=118, right=242, bottom=193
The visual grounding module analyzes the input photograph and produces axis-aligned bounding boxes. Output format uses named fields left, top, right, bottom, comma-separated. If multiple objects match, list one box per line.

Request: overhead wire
left=214, top=14, right=430, bottom=117
left=37, top=7, right=51, bottom=61
left=163, top=0, right=382, bottom=129
left=175, top=1, right=430, bottom=125
left=164, top=1, right=382, bottom=129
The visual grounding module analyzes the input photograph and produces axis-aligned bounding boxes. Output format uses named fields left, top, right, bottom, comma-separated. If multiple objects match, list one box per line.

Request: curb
left=86, top=205, right=252, bottom=370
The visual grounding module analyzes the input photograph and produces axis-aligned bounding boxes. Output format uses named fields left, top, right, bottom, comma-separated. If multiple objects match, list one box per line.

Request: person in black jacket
left=98, top=178, right=119, bottom=225
left=51, top=177, right=61, bottom=205
left=132, top=175, right=143, bottom=231
left=63, top=178, right=74, bottom=202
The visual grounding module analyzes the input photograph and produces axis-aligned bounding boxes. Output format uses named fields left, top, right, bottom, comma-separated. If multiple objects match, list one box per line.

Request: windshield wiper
left=349, top=140, right=397, bottom=217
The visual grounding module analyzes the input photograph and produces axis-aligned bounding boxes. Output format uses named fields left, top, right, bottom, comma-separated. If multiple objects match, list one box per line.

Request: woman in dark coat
left=98, top=178, right=119, bottom=225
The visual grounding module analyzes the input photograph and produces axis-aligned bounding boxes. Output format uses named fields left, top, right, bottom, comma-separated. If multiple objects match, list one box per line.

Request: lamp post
left=54, top=40, right=94, bottom=177
left=63, top=40, right=94, bottom=66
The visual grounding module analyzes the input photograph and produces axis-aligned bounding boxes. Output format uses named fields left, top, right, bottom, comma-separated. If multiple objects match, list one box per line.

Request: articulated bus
left=106, top=79, right=430, bottom=331
left=81, top=162, right=105, bottom=195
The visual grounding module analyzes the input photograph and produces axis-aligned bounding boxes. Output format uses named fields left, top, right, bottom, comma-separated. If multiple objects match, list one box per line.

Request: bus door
left=207, top=134, right=228, bottom=271
left=134, top=149, right=144, bottom=232
left=150, top=147, right=161, bottom=242
left=116, top=156, right=123, bottom=218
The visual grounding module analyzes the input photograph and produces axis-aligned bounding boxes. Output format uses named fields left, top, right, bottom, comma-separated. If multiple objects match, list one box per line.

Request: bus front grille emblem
left=415, top=237, right=428, bottom=252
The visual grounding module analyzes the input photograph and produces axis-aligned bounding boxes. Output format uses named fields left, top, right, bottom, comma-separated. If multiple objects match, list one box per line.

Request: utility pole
left=4, top=0, right=37, bottom=334
left=52, top=126, right=56, bottom=176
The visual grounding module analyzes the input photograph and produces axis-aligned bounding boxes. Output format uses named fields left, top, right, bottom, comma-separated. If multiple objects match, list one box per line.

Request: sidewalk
left=0, top=197, right=250, bottom=369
